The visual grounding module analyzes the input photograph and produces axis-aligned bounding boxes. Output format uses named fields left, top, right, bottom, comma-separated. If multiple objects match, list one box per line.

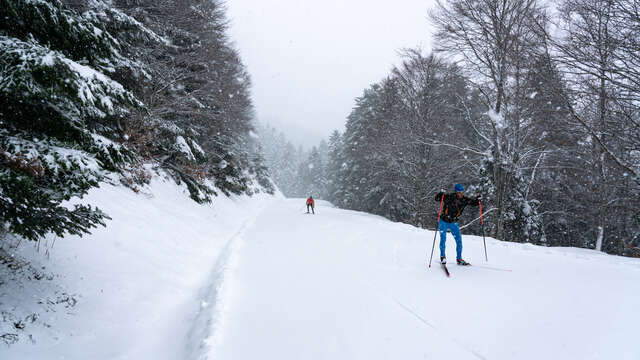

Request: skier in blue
left=434, top=184, right=480, bottom=265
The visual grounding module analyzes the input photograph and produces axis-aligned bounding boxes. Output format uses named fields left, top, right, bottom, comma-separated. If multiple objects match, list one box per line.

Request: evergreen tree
left=110, top=0, right=272, bottom=201
left=0, top=0, right=143, bottom=240
left=299, top=147, right=326, bottom=199
left=257, top=124, right=303, bottom=197
left=326, top=130, right=347, bottom=204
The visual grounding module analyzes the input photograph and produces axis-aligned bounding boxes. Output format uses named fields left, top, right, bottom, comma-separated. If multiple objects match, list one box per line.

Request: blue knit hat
left=454, top=183, right=464, bottom=192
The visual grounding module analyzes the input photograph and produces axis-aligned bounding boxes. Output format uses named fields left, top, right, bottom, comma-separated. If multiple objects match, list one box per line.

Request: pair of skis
left=439, top=261, right=467, bottom=277
left=441, top=262, right=451, bottom=277
left=439, top=262, right=512, bottom=277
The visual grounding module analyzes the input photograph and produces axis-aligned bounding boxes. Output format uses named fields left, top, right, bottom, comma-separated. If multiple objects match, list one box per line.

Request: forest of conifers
left=1, top=0, right=273, bottom=241
left=261, top=0, right=640, bottom=257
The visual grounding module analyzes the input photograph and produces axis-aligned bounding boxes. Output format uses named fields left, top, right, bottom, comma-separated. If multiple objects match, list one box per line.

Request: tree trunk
left=595, top=224, right=604, bottom=252
left=492, top=110, right=505, bottom=241
left=596, top=64, right=607, bottom=251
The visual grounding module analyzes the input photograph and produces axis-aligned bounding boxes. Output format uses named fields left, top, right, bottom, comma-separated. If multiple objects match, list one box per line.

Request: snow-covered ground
left=204, top=198, right=640, bottom=360
left=0, top=176, right=271, bottom=359
left=2, top=180, right=639, bottom=359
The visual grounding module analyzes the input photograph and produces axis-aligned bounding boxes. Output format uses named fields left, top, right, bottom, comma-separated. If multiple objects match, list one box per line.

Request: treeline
left=0, top=0, right=273, bottom=242
left=266, top=0, right=640, bottom=256
left=259, top=124, right=329, bottom=199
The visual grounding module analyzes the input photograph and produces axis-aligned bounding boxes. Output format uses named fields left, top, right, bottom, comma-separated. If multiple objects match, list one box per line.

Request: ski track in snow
left=361, top=276, right=489, bottom=360
left=187, top=201, right=268, bottom=360
left=390, top=297, right=488, bottom=360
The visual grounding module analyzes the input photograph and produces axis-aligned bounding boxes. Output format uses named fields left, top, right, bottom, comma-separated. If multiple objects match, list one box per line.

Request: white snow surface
left=2, top=180, right=639, bottom=359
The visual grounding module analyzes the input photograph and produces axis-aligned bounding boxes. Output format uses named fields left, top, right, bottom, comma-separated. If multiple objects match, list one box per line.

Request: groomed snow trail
left=201, top=198, right=640, bottom=360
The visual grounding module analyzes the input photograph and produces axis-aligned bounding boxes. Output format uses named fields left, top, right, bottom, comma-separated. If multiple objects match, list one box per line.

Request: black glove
left=476, top=194, right=482, bottom=201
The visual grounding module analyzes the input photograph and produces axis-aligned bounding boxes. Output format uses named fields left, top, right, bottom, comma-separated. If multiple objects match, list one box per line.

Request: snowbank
left=0, top=174, right=275, bottom=359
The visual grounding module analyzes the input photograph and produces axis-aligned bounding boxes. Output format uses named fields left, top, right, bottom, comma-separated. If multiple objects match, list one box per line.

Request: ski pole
left=428, top=191, right=445, bottom=268
left=479, top=195, right=488, bottom=261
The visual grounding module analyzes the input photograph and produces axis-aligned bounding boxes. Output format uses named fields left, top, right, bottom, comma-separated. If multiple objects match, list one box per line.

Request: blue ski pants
left=438, top=220, right=463, bottom=259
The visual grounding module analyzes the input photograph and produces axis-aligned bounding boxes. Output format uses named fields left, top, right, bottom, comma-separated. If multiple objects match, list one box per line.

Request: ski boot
left=440, top=256, right=446, bottom=264
left=456, top=258, right=470, bottom=266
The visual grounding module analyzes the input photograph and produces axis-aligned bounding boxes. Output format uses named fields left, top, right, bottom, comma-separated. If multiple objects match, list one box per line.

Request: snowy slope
left=204, top=198, right=640, bottom=360
left=2, top=188, right=639, bottom=359
left=0, top=175, right=273, bottom=359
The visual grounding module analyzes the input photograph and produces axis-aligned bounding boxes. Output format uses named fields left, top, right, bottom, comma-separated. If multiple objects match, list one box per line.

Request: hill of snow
left=0, top=175, right=272, bottom=358
left=1, top=181, right=639, bottom=359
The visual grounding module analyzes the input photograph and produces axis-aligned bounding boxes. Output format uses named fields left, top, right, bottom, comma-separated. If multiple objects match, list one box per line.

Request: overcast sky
left=226, top=0, right=436, bottom=147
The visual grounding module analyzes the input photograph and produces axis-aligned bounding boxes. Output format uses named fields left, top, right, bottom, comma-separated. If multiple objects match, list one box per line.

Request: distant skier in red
left=306, top=196, right=315, bottom=214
